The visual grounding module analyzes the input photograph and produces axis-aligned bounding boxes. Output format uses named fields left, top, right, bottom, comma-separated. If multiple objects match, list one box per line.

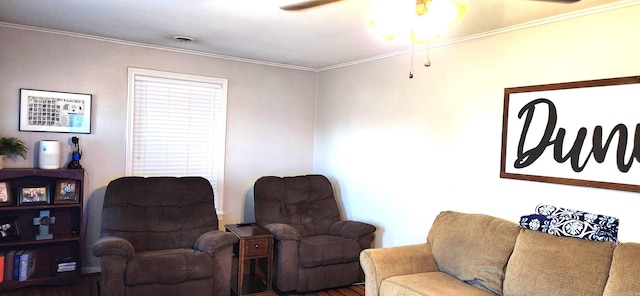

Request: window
left=126, top=68, right=228, bottom=213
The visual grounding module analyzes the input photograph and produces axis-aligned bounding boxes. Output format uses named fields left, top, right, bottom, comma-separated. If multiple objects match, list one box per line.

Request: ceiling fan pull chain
left=424, top=39, right=432, bottom=67
left=409, top=42, right=415, bottom=79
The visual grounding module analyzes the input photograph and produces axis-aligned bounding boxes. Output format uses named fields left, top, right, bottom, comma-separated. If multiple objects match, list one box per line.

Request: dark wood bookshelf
left=0, top=168, right=84, bottom=292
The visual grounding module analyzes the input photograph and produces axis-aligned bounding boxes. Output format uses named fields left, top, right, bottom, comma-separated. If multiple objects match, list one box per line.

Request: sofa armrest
left=263, top=223, right=301, bottom=241
left=360, top=243, right=439, bottom=296
left=92, top=236, right=136, bottom=260
left=329, top=220, right=376, bottom=239
left=194, top=230, right=238, bottom=256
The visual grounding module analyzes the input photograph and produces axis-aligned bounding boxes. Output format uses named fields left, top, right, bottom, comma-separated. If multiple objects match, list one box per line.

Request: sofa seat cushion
left=504, top=229, right=615, bottom=296
left=299, top=235, right=361, bottom=268
left=603, top=242, right=640, bottom=295
left=427, top=211, right=521, bottom=295
left=380, top=272, right=495, bottom=296
left=126, top=248, right=213, bottom=285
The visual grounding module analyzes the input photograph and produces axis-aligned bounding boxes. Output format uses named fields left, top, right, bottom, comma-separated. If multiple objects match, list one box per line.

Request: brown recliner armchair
left=253, top=174, right=376, bottom=293
left=92, top=176, right=238, bottom=296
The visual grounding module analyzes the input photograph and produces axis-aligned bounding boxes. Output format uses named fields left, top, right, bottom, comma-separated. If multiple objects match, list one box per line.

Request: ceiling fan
left=280, top=0, right=343, bottom=11
left=280, top=0, right=579, bottom=11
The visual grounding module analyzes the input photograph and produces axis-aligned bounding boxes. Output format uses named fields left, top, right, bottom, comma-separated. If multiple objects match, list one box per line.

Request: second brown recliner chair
left=253, top=174, right=376, bottom=293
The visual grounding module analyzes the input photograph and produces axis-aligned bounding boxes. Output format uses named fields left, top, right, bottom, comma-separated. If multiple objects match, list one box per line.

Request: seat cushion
left=603, top=243, right=640, bottom=296
left=504, top=229, right=615, bottom=296
left=298, top=235, right=361, bottom=268
left=381, top=272, right=495, bottom=296
left=427, top=211, right=521, bottom=295
left=126, top=248, right=213, bottom=285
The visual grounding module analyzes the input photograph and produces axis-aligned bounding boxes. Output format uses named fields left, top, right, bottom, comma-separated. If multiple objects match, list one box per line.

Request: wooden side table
left=225, top=224, right=275, bottom=296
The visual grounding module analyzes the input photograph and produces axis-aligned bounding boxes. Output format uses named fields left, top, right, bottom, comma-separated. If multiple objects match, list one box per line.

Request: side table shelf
left=0, top=169, right=84, bottom=293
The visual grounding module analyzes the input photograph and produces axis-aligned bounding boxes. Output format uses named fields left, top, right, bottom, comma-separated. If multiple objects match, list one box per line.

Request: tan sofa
left=360, top=211, right=640, bottom=296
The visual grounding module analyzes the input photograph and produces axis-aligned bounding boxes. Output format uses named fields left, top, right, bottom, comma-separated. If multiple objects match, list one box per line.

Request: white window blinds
left=126, top=68, right=228, bottom=212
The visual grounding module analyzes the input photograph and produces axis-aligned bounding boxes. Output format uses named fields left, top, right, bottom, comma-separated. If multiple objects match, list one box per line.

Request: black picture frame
left=54, top=179, right=79, bottom=204
left=0, top=181, right=12, bottom=207
left=18, top=185, right=51, bottom=206
left=0, top=216, right=21, bottom=241
left=19, top=88, right=92, bottom=134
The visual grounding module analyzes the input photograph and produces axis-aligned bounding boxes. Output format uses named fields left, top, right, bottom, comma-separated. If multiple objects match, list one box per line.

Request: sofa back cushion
left=427, top=211, right=521, bottom=295
left=603, top=242, right=640, bottom=296
left=504, top=229, right=615, bottom=296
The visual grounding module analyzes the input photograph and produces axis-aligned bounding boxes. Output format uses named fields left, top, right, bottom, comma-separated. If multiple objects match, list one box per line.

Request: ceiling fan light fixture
left=369, top=0, right=468, bottom=43
left=369, top=1, right=415, bottom=41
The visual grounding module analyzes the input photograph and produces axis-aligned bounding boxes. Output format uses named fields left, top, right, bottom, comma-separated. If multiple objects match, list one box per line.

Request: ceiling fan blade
left=280, top=0, right=343, bottom=11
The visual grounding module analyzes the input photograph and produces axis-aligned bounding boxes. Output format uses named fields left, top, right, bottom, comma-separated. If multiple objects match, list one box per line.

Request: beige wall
left=0, top=26, right=317, bottom=272
left=315, top=4, right=640, bottom=248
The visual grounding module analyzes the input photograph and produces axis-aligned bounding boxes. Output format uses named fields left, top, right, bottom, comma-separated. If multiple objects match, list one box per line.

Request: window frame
left=125, top=67, right=228, bottom=216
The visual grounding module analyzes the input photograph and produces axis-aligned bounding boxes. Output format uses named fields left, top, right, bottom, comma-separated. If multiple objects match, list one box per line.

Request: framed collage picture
left=19, top=89, right=92, bottom=134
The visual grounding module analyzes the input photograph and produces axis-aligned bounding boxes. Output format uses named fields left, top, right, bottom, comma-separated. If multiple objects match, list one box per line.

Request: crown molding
left=0, top=22, right=317, bottom=72
left=318, top=0, right=640, bottom=72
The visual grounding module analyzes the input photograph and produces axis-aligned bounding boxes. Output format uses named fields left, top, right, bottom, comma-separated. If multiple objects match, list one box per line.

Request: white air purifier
left=39, top=140, right=61, bottom=169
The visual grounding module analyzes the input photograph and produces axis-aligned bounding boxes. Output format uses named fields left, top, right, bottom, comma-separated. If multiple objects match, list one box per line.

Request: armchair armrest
left=329, top=220, right=376, bottom=239
left=359, top=243, right=439, bottom=296
left=92, top=236, right=136, bottom=260
left=194, top=230, right=238, bottom=256
left=263, top=223, right=301, bottom=241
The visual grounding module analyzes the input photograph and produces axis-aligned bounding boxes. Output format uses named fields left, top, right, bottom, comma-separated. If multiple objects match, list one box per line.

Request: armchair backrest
left=254, top=175, right=341, bottom=238
left=100, top=176, right=219, bottom=252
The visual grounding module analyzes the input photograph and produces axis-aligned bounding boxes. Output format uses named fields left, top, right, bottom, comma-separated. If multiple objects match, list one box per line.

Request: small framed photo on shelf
left=18, top=185, right=50, bottom=206
left=0, top=181, right=12, bottom=207
left=0, top=216, right=21, bottom=241
left=54, top=180, right=79, bottom=204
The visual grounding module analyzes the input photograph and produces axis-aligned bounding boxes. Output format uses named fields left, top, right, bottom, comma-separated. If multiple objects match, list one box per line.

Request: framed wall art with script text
left=501, top=76, right=640, bottom=193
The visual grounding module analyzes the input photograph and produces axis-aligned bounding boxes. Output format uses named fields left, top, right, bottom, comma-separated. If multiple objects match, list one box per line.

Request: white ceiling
left=0, top=0, right=632, bottom=70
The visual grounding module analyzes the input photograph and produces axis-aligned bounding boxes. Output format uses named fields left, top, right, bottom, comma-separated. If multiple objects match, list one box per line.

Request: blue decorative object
left=33, top=210, right=56, bottom=240
left=67, top=136, right=82, bottom=169
left=519, top=204, right=619, bottom=244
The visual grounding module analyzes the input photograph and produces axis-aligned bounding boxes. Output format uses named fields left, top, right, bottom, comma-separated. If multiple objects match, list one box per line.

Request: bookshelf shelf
left=0, top=169, right=84, bottom=292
